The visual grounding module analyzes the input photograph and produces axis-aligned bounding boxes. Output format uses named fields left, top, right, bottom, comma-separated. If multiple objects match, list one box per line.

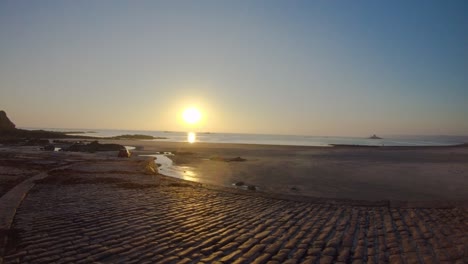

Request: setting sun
left=182, top=108, right=201, bottom=124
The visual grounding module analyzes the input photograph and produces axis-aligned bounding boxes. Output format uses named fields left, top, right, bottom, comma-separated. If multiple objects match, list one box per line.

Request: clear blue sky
left=1, top=0, right=467, bottom=136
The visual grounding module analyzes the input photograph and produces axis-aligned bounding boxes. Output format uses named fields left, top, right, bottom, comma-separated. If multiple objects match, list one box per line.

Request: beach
left=99, top=139, right=468, bottom=202
left=0, top=142, right=467, bottom=263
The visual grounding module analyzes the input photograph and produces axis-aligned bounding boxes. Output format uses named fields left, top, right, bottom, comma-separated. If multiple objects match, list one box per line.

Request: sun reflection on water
left=187, top=132, right=196, bottom=143
left=179, top=166, right=198, bottom=182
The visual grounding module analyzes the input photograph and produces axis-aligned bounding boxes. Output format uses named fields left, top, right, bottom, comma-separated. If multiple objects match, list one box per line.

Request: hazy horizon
left=1, top=1, right=467, bottom=136
left=17, top=125, right=468, bottom=139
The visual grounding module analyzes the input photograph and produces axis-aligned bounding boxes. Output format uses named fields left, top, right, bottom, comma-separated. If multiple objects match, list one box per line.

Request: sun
left=182, top=107, right=201, bottom=124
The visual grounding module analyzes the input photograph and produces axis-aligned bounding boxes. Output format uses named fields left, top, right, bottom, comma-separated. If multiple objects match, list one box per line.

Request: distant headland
left=0, top=110, right=165, bottom=145
left=0, top=110, right=87, bottom=141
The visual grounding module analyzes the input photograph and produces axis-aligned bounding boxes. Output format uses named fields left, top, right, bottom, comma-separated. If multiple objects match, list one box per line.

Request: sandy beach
left=95, top=139, right=468, bottom=203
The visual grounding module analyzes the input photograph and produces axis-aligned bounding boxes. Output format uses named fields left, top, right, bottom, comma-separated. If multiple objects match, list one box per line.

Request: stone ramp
left=0, top=163, right=75, bottom=264
left=3, top=167, right=467, bottom=263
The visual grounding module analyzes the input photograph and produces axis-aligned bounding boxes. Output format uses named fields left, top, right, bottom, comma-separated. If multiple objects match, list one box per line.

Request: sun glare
left=187, top=132, right=196, bottom=143
left=183, top=107, right=201, bottom=124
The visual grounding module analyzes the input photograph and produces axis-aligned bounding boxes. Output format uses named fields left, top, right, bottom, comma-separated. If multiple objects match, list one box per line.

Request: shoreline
left=89, top=137, right=468, bottom=149
left=97, top=139, right=468, bottom=202
left=2, top=139, right=468, bottom=203
left=1, top=146, right=466, bottom=208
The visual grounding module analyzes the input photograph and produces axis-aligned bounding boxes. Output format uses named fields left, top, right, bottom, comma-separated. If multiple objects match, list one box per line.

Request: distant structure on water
left=369, top=134, right=382, bottom=139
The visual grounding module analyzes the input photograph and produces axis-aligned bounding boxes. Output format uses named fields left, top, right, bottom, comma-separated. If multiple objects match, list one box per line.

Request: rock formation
left=0, top=110, right=16, bottom=130
left=64, top=141, right=125, bottom=152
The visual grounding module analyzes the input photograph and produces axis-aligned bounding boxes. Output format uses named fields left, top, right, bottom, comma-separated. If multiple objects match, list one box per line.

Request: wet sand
left=100, top=139, right=468, bottom=202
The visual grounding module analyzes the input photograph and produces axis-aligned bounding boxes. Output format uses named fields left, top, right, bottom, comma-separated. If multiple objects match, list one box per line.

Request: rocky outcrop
left=64, top=141, right=125, bottom=152
left=0, top=111, right=101, bottom=147
left=0, top=110, right=16, bottom=130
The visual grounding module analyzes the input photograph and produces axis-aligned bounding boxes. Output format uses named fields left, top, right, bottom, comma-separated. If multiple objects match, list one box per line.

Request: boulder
left=234, top=181, right=245, bottom=186
left=118, top=149, right=131, bottom=158
left=247, top=185, right=257, bottom=191
left=43, top=144, right=55, bottom=151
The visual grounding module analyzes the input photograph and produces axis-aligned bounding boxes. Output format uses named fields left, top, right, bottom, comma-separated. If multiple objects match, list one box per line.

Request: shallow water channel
left=140, top=153, right=200, bottom=182
left=126, top=146, right=258, bottom=190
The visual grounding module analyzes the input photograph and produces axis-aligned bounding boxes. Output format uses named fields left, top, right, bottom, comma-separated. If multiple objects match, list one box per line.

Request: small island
left=111, top=134, right=168, bottom=140
left=368, top=134, right=382, bottom=139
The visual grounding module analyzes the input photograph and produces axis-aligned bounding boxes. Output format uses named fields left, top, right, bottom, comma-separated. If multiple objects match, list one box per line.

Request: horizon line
left=18, top=126, right=468, bottom=139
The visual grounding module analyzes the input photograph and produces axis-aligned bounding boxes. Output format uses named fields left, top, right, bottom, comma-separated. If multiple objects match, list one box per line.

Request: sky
left=0, top=0, right=467, bottom=136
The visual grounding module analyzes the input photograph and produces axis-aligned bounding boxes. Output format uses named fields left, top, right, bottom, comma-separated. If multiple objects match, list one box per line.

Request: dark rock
left=173, top=151, right=194, bottom=155
left=118, top=149, right=131, bottom=158
left=234, top=181, right=245, bottom=186
left=24, top=139, right=50, bottom=146
left=64, top=141, right=125, bottom=152
left=210, top=155, right=247, bottom=162
left=43, top=144, right=55, bottom=151
left=228, top=157, right=247, bottom=162
left=247, top=185, right=257, bottom=191
left=369, top=134, right=382, bottom=139
left=53, top=139, right=75, bottom=144
left=0, top=110, right=16, bottom=130
left=291, top=187, right=299, bottom=192
left=0, top=138, right=24, bottom=145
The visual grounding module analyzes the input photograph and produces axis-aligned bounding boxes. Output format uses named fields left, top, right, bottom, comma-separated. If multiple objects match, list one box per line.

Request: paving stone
left=271, top=249, right=290, bottom=262
left=307, top=247, right=321, bottom=256
left=300, top=256, right=317, bottom=264
left=200, top=251, right=224, bottom=262
left=243, top=244, right=266, bottom=260
left=219, top=249, right=242, bottom=262
left=318, top=255, right=334, bottom=264
left=291, top=248, right=307, bottom=260
left=251, top=253, right=271, bottom=264
left=282, top=259, right=299, bottom=264
left=322, top=247, right=336, bottom=256
left=254, top=231, right=271, bottom=240
left=388, top=254, right=403, bottom=264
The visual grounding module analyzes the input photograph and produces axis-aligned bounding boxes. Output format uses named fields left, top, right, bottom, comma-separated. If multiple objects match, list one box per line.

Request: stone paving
left=1, top=157, right=468, bottom=263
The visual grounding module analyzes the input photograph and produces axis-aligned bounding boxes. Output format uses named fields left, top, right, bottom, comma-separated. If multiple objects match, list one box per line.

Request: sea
left=25, top=128, right=468, bottom=147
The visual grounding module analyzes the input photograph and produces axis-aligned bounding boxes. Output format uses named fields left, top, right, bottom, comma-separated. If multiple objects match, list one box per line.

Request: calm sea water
left=26, top=128, right=468, bottom=147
